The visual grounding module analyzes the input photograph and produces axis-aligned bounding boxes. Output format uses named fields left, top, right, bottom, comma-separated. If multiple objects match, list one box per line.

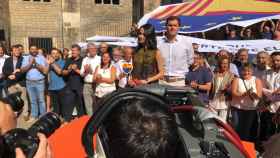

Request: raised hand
left=47, top=56, right=55, bottom=65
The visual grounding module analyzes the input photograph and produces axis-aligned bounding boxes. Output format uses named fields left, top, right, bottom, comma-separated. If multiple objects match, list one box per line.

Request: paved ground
left=17, top=114, right=35, bottom=129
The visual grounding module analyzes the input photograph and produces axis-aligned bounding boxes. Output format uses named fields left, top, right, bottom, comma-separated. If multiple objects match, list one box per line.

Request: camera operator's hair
left=104, top=98, right=179, bottom=158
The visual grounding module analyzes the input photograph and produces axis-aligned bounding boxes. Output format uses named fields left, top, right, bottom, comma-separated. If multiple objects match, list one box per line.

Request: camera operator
left=0, top=98, right=52, bottom=158
left=101, top=97, right=179, bottom=158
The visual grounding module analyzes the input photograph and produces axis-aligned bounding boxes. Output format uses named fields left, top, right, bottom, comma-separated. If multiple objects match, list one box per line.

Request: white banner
left=187, top=37, right=280, bottom=54
left=84, top=35, right=280, bottom=54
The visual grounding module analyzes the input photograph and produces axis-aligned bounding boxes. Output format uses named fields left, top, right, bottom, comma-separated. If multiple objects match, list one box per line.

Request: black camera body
left=3, top=112, right=61, bottom=158
left=3, top=128, right=39, bottom=158
left=1, top=92, right=24, bottom=113
left=136, top=84, right=202, bottom=106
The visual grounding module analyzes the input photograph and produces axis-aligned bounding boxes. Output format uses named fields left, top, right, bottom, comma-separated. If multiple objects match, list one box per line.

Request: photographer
left=0, top=97, right=52, bottom=158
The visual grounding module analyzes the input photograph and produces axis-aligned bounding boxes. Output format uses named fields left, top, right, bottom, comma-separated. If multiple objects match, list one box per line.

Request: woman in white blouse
left=93, top=52, right=116, bottom=101
left=231, top=63, right=263, bottom=141
left=209, top=56, right=234, bottom=122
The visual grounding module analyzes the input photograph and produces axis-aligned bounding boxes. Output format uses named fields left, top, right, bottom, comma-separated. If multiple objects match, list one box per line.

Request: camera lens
left=1, top=92, right=24, bottom=112
left=28, top=112, right=61, bottom=137
left=2, top=112, right=61, bottom=158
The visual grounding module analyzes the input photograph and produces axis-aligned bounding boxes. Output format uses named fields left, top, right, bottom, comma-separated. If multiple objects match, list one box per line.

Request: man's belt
left=26, top=78, right=45, bottom=82
left=163, top=76, right=185, bottom=83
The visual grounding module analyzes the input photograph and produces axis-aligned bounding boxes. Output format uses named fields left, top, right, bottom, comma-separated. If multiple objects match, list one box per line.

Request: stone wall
left=0, top=0, right=10, bottom=47
left=9, top=0, right=63, bottom=51
left=62, top=0, right=81, bottom=48
left=80, top=0, right=133, bottom=41
left=7, top=0, right=171, bottom=49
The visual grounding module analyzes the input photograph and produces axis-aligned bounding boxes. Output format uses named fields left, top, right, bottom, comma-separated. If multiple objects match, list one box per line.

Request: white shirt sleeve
left=80, top=57, right=87, bottom=76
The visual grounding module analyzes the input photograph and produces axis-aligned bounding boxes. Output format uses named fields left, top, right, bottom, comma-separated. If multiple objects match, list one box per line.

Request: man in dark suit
left=2, top=44, right=29, bottom=121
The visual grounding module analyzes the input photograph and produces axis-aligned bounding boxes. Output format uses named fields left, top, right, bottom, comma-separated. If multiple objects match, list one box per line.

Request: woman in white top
left=93, top=52, right=116, bottom=100
left=209, top=56, right=234, bottom=122
left=231, top=63, right=263, bottom=141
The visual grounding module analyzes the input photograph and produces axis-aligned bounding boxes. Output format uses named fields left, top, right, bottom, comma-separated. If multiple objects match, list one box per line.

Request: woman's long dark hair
left=101, top=52, right=111, bottom=69
left=138, top=24, right=157, bottom=50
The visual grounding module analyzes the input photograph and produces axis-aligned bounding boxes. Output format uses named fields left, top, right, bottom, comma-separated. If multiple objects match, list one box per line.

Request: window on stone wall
left=29, top=37, right=53, bottom=54
left=95, top=0, right=102, bottom=4
left=0, top=30, right=5, bottom=41
left=103, top=0, right=110, bottom=4
left=112, top=0, right=119, bottom=4
left=43, top=0, right=51, bottom=2
left=95, top=0, right=120, bottom=5
left=65, top=0, right=78, bottom=12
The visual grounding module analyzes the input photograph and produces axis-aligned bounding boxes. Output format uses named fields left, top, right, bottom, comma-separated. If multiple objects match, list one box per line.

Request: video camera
left=81, top=85, right=250, bottom=158
left=136, top=84, right=204, bottom=106
left=1, top=112, right=61, bottom=158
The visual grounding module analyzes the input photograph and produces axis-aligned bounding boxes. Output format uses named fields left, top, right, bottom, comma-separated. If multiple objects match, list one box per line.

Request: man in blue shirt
left=185, top=52, right=213, bottom=105
left=21, top=45, right=48, bottom=121
left=47, top=48, right=65, bottom=116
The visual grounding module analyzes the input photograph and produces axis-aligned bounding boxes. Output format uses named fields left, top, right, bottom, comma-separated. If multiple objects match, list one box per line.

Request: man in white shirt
left=80, top=43, right=101, bottom=115
left=157, top=16, right=194, bottom=87
left=112, top=47, right=123, bottom=67
left=261, top=51, right=280, bottom=140
left=116, top=47, right=133, bottom=88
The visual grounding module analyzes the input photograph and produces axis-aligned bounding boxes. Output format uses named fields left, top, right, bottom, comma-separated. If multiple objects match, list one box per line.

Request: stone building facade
left=0, top=0, right=10, bottom=47
left=9, top=0, right=63, bottom=52
left=0, top=0, right=188, bottom=51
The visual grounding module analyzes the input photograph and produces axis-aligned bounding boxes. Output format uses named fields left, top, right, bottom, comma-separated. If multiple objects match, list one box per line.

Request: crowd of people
left=0, top=16, right=279, bottom=157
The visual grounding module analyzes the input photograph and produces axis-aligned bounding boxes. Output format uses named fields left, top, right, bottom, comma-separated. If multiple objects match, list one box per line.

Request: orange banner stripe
left=190, top=0, right=214, bottom=15
left=154, top=3, right=191, bottom=19
left=173, top=0, right=205, bottom=16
